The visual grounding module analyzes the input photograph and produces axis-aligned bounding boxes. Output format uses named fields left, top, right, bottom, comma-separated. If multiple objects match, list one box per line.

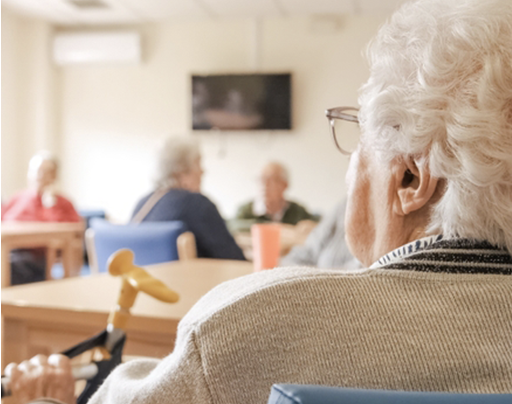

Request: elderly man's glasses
left=325, top=107, right=360, bottom=155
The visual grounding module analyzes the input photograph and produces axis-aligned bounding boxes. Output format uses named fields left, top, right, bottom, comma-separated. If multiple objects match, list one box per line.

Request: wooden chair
left=45, top=224, right=86, bottom=279
left=85, top=228, right=99, bottom=274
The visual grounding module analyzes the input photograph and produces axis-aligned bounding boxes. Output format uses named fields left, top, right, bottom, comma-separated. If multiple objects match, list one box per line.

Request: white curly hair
left=358, top=0, right=512, bottom=253
left=27, top=150, right=59, bottom=179
left=155, top=137, right=201, bottom=189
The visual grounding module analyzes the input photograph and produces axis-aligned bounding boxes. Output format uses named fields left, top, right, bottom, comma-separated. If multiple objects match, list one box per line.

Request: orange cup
left=251, top=223, right=281, bottom=272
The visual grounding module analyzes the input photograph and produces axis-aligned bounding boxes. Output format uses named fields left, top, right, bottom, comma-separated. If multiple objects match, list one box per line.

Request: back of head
left=155, top=137, right=201, bottom=189
left=359, top=0, right=512, bottom=252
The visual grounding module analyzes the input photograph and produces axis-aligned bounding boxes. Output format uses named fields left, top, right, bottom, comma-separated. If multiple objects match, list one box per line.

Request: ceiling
left=1, top=0, right=408, bottom=26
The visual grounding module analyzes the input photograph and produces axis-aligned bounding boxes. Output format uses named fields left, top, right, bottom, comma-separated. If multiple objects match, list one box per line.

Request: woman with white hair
left=5, top=0, right=511, bottom=402
left=2, top=151, right=80, bottom=223
left=2, top=151, right=81, bottom=285
left=131, top=137, right=245, bottom=260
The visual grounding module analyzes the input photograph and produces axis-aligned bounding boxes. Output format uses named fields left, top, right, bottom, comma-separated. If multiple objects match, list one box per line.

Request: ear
left=393, top=158, right=439, bottom=216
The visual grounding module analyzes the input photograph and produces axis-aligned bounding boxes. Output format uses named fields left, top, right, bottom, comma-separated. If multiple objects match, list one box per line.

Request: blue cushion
left=268, top=384, right=512, bottom=404
left=90, top=219, right=187, bottom=272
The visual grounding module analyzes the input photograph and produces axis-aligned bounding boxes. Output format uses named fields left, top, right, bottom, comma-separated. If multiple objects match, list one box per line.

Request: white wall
left=57, top=16, right=385, bottom=222
left=2, top=11, right=386, bottom=221
left=1, top=8, right=58, bottom=199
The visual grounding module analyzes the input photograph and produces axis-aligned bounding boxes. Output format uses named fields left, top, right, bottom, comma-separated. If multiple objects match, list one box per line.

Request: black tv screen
left=192, top=73, right=292, bottom=131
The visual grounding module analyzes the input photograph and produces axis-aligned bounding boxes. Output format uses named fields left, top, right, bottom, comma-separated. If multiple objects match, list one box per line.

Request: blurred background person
left=131, top=137, right=245, bottom=260
left=234, top=162, right=318, bottom=231
left=2, top=151, right=81, bottom=284
left=2, top=151, right=80, bottom=222
left=280, top=199, right=360, bottom=269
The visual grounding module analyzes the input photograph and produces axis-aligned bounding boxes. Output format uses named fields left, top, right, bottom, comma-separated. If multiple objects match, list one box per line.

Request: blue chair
left=268, top=385, right=512, bottom=404
left=88, top=219, right=188, bottom=272
left=78, top=209, right=107, bottom=228
left=78, top=209, right=107, bottom=268
left=49, top=210, right=107, bottom=279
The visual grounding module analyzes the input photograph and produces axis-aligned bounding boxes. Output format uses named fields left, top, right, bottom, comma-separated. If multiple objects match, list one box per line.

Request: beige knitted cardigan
left=89, top=267, right=512, bottom=404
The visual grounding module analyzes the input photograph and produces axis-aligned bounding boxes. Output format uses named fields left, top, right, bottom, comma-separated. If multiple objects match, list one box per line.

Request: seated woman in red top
left=2, top=151, right=80, bottom=223
left=2, top=151, right=81, bottom=284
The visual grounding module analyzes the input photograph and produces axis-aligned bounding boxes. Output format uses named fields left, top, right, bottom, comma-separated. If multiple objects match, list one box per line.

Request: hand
left=5, top=354, right=76, bottom=404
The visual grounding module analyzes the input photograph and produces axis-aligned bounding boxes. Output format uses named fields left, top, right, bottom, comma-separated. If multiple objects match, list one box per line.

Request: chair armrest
left=177, top=231, right=197, bottom=261
left=85, top=228, right=99, bottom=274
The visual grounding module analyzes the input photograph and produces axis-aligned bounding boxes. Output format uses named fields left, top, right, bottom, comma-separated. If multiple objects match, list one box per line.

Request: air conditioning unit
left=53, top=31, right=141, bottom=65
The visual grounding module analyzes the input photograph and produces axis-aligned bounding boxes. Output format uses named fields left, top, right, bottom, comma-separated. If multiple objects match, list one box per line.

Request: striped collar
left=371, top=236, right=512, bottom=274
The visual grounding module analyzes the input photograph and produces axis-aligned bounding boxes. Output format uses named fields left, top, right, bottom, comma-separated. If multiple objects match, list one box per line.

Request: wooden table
left=1, top=221, right=85, bottom=287
left=1, top=258, right=253, bottom=369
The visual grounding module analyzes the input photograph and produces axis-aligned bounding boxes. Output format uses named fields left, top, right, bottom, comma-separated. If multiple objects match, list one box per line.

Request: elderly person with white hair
left=131, top=137, right=245, bottom=260
left=235, top=162, right=317, bottom=228
left=5, top=0, right=512, bottom=402
left=2, top=151, right=81, bottom=284
left=2, top=151, right=80, bottom=223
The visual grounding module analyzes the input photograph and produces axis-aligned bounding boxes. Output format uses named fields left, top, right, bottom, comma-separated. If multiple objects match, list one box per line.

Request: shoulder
left=170, top=190, right=222, bottom=219
left=286, top=201, right=309, bottom=213
left=283, top=201, right=317, bottom=223
left=6, top=189, right=34, bottom=203
left=190, top=191, right=216, bottom=206
left=136, top=189, right=213, bottom=210
left=236, top=201, right=254, bottom=215
left=52, top=194, right=80, bottom=221
left=179, top=191, right=219, bottom=213
left=136, top=191, right=153, bottom=206
left=239, top=201, right=253, bottom=209
left=161, top=189, right=214, bottom=206
left=180, top=267, right=511, bottom=331
left=180, top=267, right=372, bottom=327
left=55, top=194, right=75, bottom=207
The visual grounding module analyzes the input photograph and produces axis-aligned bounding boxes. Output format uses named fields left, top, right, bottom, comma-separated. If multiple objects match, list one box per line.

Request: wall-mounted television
left=192, top=73, right=292, bottom=131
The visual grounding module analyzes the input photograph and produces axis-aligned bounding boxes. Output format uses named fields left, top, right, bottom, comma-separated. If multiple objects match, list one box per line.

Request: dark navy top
left=132, top=188, right=245, bottom=261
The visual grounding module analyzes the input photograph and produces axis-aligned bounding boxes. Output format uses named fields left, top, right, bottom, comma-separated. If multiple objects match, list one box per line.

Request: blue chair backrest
left=79, top=209, right=107, bottom=231
left=90, top=219, right=188, bottom=272
left=268, top=384, right=512, bottom=404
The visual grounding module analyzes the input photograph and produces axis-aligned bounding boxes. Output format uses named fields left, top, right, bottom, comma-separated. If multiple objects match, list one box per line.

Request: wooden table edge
left=1, top=303, right=180, bottom=334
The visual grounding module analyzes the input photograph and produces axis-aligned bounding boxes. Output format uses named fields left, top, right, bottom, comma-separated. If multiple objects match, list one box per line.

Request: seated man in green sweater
left=234, top=162, right=318, bottom=232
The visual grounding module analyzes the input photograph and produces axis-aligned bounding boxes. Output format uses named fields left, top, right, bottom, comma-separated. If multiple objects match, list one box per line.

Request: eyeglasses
left=325, top=107, right=360, bottom=155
